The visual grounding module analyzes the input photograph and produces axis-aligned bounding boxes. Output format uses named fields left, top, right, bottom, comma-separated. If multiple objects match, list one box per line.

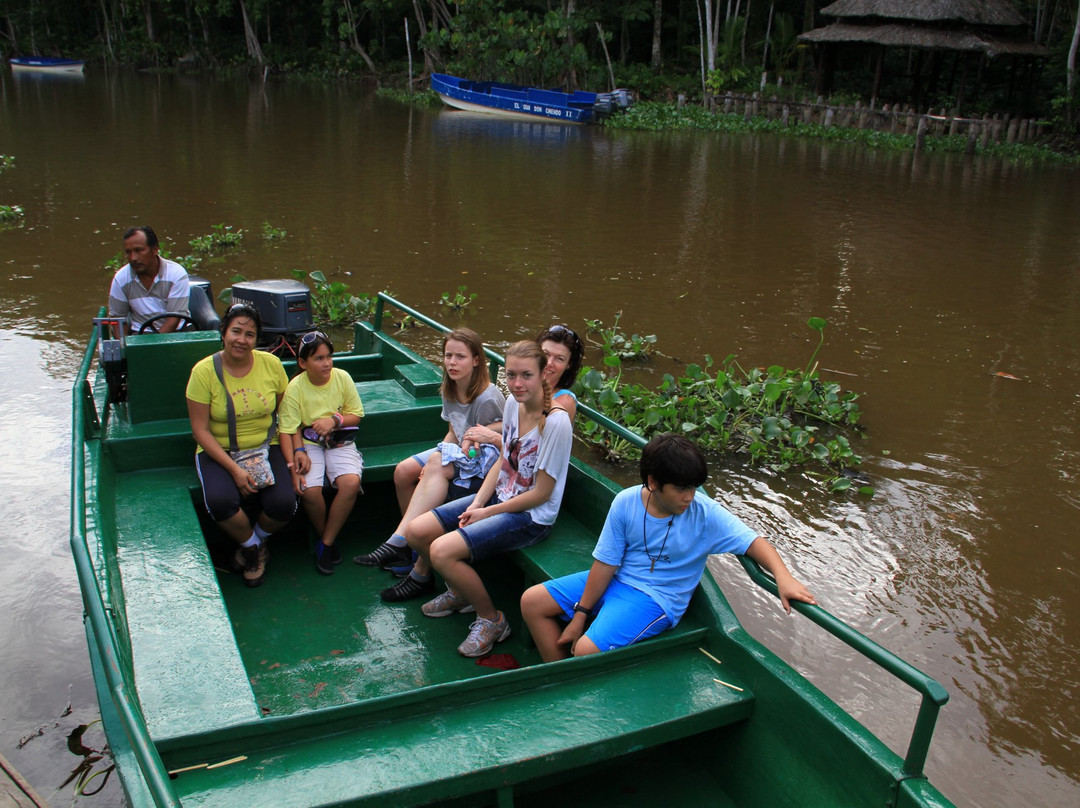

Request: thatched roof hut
left=799, top=0, right=1045, bottom=106
left=817, top=0, right=1025, bottom=27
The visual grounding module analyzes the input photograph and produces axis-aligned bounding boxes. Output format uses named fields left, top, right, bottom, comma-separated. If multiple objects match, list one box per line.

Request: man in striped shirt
left=108, top=226, right=190, bottom=334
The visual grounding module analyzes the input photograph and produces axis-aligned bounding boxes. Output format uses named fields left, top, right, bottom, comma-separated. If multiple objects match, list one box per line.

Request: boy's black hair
left=639, top=433, right=708, bottom=489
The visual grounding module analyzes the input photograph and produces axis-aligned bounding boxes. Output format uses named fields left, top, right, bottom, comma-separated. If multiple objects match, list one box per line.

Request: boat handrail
left=737, top=555, right=948, bottom=780
left=374, top=293, right=508, bottom=378
left=70, top=308, right=182, bottom=808
left=374, top=291, right=947, bottom=781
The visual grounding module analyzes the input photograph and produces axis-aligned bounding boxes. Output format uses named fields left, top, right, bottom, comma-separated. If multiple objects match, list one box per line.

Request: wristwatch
left=572, top=601, right=593, bottom=617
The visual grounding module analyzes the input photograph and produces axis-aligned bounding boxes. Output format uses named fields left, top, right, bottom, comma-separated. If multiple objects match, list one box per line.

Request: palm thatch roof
left=799, top=21, right=1044, bottom=56
left=821, top=0, right=1026, bottom=26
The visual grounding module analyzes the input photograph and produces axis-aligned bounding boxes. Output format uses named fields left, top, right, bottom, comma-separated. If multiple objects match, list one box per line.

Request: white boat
left=10, top=57, right=85, bottom=74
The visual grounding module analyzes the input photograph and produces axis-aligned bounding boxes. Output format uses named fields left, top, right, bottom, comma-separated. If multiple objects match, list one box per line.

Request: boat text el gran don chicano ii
left=71, top=287, right=954, bottom=807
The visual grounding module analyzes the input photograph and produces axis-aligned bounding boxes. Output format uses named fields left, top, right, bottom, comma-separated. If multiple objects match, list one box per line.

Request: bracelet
left=331, top=413, right=343, bottom=427
left=572, top=601, right=593, bottom=617
left=294, top=447, right=308, bottom=453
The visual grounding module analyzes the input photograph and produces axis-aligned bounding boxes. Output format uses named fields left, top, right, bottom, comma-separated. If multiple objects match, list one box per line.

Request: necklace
left=643, top=488, right=674, bottom=573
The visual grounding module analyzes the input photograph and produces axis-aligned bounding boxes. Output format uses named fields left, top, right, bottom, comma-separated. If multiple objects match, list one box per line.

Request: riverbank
left=602, top=101, right=1079, bottom=165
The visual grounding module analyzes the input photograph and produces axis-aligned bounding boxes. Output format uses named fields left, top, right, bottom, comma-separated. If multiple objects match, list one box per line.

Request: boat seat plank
left=169, top=640, right=754, bottom=807
left=113, top=469, right=261, bottom=741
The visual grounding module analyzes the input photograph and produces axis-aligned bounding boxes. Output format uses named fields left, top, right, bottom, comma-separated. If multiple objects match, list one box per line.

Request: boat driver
left=107, top=225, right=190, bottom=334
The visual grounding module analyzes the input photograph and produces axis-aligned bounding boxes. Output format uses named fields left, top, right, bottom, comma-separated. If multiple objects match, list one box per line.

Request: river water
left=1, top=71, right=1077, bottom=807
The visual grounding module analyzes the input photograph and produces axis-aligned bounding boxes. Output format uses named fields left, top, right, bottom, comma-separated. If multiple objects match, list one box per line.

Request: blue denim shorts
left=544, top=572, right=673, bottom=652
left=431, top=496, right=550, bottom=563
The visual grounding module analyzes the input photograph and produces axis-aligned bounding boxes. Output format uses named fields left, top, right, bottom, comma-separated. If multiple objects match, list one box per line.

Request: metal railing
left=70, top=310, right=182, bottom=808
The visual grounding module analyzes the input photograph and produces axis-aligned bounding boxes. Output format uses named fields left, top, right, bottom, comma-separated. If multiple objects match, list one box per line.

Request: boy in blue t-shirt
left=521, top=433, right=817, bottom=662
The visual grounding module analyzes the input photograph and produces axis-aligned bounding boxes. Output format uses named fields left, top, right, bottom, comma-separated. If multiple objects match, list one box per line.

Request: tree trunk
left=238, top=0, right=266, bottom=65
left=144, top=0, right=155, bottom=42
left=1067, top=0, right=1080, bottom=126
left=343, top=0, right=378, bottom=75
left=651, top=0, right=662, bottom=70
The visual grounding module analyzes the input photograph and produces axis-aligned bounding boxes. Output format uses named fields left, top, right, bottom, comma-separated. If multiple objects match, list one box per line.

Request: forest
left=4, top=1, right=1080, bottom=131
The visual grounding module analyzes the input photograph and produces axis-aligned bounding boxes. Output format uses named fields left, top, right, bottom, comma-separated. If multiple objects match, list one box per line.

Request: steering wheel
left=137, top=312, right=195, bottom=334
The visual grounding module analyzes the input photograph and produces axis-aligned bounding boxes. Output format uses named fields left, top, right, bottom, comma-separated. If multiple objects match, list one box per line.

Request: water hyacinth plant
left=190, top=223, right=244, bottom=253
left=290, top=269, right=373, bottom=326
left=575, top=315, right=867, bottom=493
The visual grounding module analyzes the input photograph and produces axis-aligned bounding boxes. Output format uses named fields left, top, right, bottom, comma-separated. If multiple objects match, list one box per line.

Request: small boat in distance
left=431, top=72, right=632, bottom=124
left=10, top=56, right=85, bottom=73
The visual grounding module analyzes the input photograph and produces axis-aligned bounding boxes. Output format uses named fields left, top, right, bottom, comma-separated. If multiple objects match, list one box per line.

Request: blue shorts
left=544, top=572, right=673, bottom=652
left=431, top=496, right=550, bottom=564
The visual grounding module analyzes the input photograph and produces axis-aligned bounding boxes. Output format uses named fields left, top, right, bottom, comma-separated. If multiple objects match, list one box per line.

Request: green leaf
left=598, top=388, right=622, bottom=407
left=830, top=477, right=852, bottom=492
left=807, top=316, right=827, bottom=332
left=309, top=270, right=328, bottom=284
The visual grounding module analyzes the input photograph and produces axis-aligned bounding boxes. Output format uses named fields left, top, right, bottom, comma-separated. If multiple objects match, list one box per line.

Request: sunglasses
left=300, top=330, right=328, bottom=345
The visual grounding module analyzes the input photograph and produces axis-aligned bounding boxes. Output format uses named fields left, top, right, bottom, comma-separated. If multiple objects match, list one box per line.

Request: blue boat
left=431, top=72, right=631, bottom=124
left=10, top=56, right=85, bottom=73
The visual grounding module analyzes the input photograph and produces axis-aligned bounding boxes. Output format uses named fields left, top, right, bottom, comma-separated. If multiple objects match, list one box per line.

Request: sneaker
left=234, top=543, right=268, bottom=588
left=458, top=611, right=511, bottom=658
left=331, top=544, right=343, bottom=566
left=421, top=588, right=476, bottom=618
left=353, top=541, right=412, bottom=569
left=388, top=550, right=419, bottom=578
left=315, top=543, right=335, bottom=576
left=380, top=575, right=436, bottom=603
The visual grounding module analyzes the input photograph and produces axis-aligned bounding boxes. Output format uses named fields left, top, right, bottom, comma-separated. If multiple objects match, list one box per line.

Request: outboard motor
left=230, top=279, right=314, bottom=356
left=188, top=276, right=221, bottom=332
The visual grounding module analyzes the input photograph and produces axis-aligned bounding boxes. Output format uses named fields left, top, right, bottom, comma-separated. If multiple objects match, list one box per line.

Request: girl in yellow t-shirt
left=279, top=332, right=365, bottom=575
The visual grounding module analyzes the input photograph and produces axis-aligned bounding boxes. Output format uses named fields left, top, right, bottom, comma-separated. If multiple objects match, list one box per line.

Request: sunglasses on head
left=300, top=331, right=328, bottom=345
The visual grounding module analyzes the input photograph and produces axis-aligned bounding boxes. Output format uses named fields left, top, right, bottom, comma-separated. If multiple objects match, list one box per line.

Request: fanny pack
left=302, top=425, right=359, bottom=449
left=213, top=353, right=276, bottom=490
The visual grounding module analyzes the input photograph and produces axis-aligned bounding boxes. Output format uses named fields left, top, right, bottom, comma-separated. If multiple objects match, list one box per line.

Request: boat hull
left=70, top=295, right=955, bottom=807
left=431, top=73, right=595, bottom=124
left=10, top=57, right=85, bottom=73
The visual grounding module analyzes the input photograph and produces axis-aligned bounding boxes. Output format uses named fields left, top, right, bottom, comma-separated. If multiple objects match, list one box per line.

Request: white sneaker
left=457, top=611, right=510, bottom=657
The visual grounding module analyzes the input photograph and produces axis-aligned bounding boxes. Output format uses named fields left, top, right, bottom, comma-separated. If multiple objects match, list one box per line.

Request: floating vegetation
left=575, top=315, right=868, bottom=493
left=0, top=203, right=24, bottom=221
left=0, top=154, right=14, bottom=172
left=190, top=223, right=245, bottom=253
left=586, top=311, right=657, bottom=361
left=261, top=221, right=287, bottom=241
left=376, top=87, right=442, bottom=107
left=439, top=285, right=477, bottom=311
left=290, top=269, right=373, bottom=326
left=607, top=102, right=1078, bottom=165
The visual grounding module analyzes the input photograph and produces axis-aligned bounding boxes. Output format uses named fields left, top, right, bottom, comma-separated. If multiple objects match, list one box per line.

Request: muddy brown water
left=1, top=70, right=1077, bottom=807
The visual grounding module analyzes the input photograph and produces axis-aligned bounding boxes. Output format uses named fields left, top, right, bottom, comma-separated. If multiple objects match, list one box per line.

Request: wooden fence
left=696, top=91, right=1046, bottom=153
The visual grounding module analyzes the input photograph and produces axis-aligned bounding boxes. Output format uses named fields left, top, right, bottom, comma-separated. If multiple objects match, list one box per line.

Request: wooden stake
left=206, top=756, right=248, bottom=770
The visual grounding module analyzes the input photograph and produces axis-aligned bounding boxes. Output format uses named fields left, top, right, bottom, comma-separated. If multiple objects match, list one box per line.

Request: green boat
left=71, top=293, right=954, bottom=807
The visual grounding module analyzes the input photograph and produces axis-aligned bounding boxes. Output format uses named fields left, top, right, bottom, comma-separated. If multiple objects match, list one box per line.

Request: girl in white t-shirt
left=386, top=341, right=574, bottom=658
left=354, top=327, right=505, bottom=573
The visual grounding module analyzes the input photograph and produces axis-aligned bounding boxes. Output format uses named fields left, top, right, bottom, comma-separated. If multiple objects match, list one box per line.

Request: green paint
left=72, top=294, right=954, bottom=807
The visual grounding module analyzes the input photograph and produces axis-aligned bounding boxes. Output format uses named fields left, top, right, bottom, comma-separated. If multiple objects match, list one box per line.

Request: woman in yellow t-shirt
left=185, top=304, right=296, bottom=588
left=278, top=332, right=364, bottom=575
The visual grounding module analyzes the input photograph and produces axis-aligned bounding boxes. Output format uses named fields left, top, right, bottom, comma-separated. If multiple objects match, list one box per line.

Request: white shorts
left=301, top=444, right=363, bottom=489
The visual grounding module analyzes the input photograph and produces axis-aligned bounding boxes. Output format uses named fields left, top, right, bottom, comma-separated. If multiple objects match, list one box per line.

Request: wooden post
left=948, top=110, right=958, bottom=136
left=781, top=103, right=790, bottom=126
left=915, top=115, right=928, bottom=153
left=1006, top=116, right=1019, bottom=143
left=966, top=124, right=978, bottom=155
left=1018, top=119, right=1029, bottom=142
left=724, top=92, right=733, bottom=114
left=904, top=106, right=915, bottom=135
left=824, top=106, right=835, bottom=128
left=980, top=115, right=991, bottom=148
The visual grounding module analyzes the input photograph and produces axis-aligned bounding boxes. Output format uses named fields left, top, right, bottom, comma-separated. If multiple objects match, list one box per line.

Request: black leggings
left=195, top=445, right=297, bottom=524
